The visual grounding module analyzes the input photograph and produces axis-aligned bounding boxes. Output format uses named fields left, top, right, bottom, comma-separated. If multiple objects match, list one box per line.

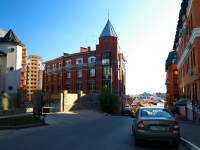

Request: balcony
left=22, top=60, right=26, bottom=65
left=21, top=68, right=26, bottom=72
left=21, top=76, right=25, bottom=80
left=22, top=52, right=26, bottom=57
left=103, top=75, right=111, bottom=80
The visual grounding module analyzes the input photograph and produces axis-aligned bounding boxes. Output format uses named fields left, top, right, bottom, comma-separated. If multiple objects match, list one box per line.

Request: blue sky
left=1, top=0, right=182, bottom=95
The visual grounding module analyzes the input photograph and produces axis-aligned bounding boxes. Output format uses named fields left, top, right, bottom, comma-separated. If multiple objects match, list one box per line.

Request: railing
left=103, top=75, right=111, bottom=80
left=21, top=68, right=26, bottom=72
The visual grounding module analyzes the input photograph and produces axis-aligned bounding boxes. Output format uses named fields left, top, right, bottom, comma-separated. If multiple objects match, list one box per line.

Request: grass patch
left=0, top=115, right=44, bottom=126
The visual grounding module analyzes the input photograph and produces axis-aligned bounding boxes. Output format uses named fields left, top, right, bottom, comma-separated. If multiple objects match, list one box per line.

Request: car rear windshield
left=141, top=108, right=172, bottom=117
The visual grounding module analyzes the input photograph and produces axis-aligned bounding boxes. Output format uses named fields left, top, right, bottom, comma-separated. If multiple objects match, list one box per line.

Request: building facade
left=165, top=51, right=179, bottom=107
left=26, top=55, right=43, bottom=101
left=43, top=19, right=127, bottom=98
left=0, top=29, right=27, bottom=93
left=173, top=0, right=200, bottom=121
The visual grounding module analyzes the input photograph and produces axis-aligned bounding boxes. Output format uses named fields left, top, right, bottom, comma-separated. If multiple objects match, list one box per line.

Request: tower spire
left=108, top=9, right=109, bottom=20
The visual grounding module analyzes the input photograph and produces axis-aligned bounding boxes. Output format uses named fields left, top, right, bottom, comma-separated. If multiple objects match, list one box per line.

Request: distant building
left=43, top=19, right=127, bottom=108
left=0, top=29, right=27, bottom=93
left=165, top=51, right=179, bottom=106
left=26, top=55, right=43, bottom=101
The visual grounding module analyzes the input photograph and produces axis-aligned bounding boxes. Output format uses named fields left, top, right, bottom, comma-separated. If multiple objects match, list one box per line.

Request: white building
left=0, top=29, right=27, bottom=93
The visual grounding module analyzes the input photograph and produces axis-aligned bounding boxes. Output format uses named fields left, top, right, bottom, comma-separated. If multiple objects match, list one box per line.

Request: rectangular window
left=77, top=69, right=82, bottom=77
left=91, top=58, right=95, bottom=62
left=102, top=51, right=110, bottom=65
left=66, top=71, right=70, bottom=78
left=103, top=81, right=110, bottom=90
left=58, top=84, right=62, bottom=92
left=89, top=83, right=95, bottom=91
left=59, top=63, right=62, bottom=68
left=174, top=84, right=178, bottom=90
left=77, top=83, right=82, bottom=91
left=66, top=83, right=70, bottom=91
left=53, top=74, right=56, bottom=80
left=52, top=84, right=55, bottom=92
left=59, top=73, right=62, bottom=79
left=90, top=69, right=95, bottom=77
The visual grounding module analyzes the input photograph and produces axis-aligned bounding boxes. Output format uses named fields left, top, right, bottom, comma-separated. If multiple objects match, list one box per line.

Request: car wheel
left=172, top=140, right=180, bottom=148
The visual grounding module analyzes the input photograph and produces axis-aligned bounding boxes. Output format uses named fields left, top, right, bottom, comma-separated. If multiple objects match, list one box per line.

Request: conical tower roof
left=0, top=29, right=23, bottom=46
left=99, top=19, right=118, bottom=38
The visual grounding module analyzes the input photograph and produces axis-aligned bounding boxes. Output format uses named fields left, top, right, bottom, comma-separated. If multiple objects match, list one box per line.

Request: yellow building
left=26, top=55, right=43, bottom=101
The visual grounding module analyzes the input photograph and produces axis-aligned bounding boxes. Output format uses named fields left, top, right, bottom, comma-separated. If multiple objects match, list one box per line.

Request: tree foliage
left=100, top=86, right=119, bottom=114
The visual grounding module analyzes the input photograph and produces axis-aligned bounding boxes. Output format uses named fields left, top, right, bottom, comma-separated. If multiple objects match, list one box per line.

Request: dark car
left=121, top=107, right=132, bottom=116
left=132, top=107, right=180, bottom=148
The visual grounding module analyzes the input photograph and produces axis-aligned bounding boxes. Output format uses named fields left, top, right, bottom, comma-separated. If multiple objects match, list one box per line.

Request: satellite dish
left=187, top=68, right=194, bottom=76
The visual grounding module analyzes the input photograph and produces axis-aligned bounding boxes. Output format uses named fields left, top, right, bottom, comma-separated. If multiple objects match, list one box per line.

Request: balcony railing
left=22, top=60, right=26, bottom=65
left=103, top=75, right=111, bottom=80
left=21, top=68, right=26, bottom=72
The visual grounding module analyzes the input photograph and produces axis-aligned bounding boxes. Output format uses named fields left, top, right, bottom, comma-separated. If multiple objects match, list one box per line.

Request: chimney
left=88, top=46, right=91, bottom=51
left=63, top=53, right=69, bottom=56
left=80, top=47, right=87, bottom=52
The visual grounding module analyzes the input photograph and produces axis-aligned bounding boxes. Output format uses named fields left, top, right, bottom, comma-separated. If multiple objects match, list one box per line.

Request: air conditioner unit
left=187, top=68, right=194, bottom=76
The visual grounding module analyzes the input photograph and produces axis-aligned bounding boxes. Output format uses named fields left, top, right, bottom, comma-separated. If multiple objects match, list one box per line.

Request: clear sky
left=1, top=0, right=182, bottom=95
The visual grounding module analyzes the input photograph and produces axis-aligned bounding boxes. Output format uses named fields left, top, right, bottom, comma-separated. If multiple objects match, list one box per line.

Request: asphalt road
left=0, top=110, right=187, bottom=150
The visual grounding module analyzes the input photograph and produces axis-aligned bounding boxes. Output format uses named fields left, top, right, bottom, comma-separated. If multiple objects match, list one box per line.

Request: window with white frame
left=59, top=62, right=62, bottom=68
left=102, top=51, right=110, bottom=65
left=103, top=67, right=110, bottom=76
left=47, top=66, right=50, bottom=70
left=66, top=60, right=71, bottom=66
left=53, top=64, right=56, bottom=69
left=66, top=71, right=70, bottom=78
left=89, top=83, right=95, bottom=91
left=77, top=83, right=82, bottom=91
left=59, top=73, right=62, bottom=79
left=77, top=69, right=82, bottom=77
left=90, top=68, right=95, bottom=77
left=76, top=58, right=83, bottom=64
left=66, top=83, right=70, bottom=91
left=53, top=74, right=56, bottom=80
left=103, top=81, right=110, bottom=90
left=88, top=56, right=96, bottom=63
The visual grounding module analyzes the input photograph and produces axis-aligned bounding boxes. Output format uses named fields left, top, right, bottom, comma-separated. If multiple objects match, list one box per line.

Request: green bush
left=100, top=86, right=119, bottom=114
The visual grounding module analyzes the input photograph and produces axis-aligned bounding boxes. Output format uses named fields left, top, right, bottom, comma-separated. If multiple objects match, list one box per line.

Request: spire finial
left=108, top=9, right=109, bottom=20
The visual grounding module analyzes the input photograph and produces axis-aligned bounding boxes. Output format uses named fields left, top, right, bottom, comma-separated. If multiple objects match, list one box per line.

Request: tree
left=100, top=86, right=119, bottom=114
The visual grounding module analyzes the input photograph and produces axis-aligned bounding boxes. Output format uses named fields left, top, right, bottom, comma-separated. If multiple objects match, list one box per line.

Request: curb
left=180, top=137, right=200, bottom=150
left=0, top=123, right=48, bottom=130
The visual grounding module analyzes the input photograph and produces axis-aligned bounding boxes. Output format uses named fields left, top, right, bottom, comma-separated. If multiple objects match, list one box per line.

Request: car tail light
left=137, top=120, right=144, bottom=130
left=173, top=121, right=179, bottom=132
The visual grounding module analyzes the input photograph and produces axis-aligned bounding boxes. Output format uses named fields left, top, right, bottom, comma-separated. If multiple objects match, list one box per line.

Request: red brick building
left=172, top=0, right=200, bottom=122
left=43, top=19, right=127, bottom=97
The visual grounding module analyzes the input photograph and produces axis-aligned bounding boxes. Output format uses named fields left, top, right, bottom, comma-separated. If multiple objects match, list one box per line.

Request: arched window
left=76, top=58, right=83, bottom=64
left=88, top=56, right=96, bottom=63
left=66, top=60, right=71, bottom=66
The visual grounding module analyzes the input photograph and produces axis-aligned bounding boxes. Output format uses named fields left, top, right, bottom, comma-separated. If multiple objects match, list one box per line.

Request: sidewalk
left=176, top=116, right=200, bottom=150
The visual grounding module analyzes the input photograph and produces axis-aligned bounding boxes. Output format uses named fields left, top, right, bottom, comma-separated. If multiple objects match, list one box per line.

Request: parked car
left=132, top=107, right=180, bottom=148
left=121, top=107, right=132, bottom=116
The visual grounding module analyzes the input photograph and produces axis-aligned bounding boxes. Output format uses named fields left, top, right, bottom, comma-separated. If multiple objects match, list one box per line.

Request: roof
left=165, top=50, right=177, bottom=71
left=0, top=51, right=7, bottom=56
left=99, top=19, right=118, bottom=38
left=174, top=100, right=187, bottom=106
left=0, top=29, right=24, bottom=46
